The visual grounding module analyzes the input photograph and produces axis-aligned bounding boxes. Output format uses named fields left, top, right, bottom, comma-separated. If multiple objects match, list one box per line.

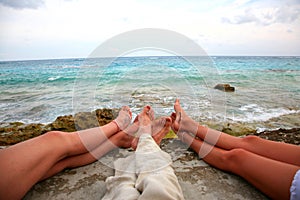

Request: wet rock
left=73, top=109, right=117, bottom=130
left=214, top=84, right=235, bottom=92
left=45, top=115, right=76, bottom=132
left=95, top=108, right=118, bottom=126
left=203, top=121, right=257, bottom=136
left=0, top=108, right=117, bottom=145
left=74, top=112, right=99, bottom=130
left=254, top=128, right=300, bottom=145
left=0, top=122, right=46, bottom=145
left=221, top=123, right=256, bottom=136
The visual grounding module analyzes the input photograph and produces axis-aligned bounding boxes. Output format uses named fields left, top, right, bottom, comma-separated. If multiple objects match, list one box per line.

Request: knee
left=44, top=131, right=65, bottom=140
left=141, top=176, right=180, bottom=199
left=43, top=131, right=72, bottom=147
left=222, top=148, right=249, bottom=172
left=44, top=131, right=78, bottom=155
left=241, top=135, right=261, bottom=148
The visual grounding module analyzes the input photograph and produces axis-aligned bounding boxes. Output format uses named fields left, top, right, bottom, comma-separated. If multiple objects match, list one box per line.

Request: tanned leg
left=179, top=132, right=300, bottom=200
left=40, top=129, right=134, bottom=180
left=0, top=131, right=78, bottom=200
left=0, top=106, right=132, bottom=199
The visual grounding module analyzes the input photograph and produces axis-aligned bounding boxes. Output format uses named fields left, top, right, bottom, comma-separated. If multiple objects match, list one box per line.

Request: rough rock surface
left=254, top=128, right=300, bottom=145
left=214, top=84, right=235, bottom=92
left=0, top=109, right=118, bottom=145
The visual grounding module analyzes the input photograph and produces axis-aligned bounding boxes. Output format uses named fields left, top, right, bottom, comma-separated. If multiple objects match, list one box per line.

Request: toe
left=122, top=106, right=132, bottom=117
left=131, top=137, right=139, bottom=150
left=170, top=112, right=176, bottom=121
left=142, top=105, right=154, bottom=121
left=174, top=99, right=181, bottom=112
left=165, top=117, right=172, bottom=127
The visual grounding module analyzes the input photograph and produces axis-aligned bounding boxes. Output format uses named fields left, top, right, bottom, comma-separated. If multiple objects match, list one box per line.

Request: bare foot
left=170, top=99, right=198, bottom=135
left=109, top=131, right=134, bottom=148
left=130, top=105, right=154, bottom=149
left=136, top=105, right=154, bottom=134
left=113, top=106, right=132, bottom=131
left=152, top=117, right=172, bottom=145
left=122, top=105, right=155, bottom=137
left=131, top=116, right=172, bottom=150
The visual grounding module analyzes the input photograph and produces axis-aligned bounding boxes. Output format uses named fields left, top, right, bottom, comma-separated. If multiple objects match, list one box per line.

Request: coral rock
left=214, top=84, right=235, bottom=92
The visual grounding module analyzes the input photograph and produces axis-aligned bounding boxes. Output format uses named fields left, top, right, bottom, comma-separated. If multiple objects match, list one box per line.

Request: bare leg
left=178, top=132, right=299, bottom=200
left=0, top=131, right=81, bottom=200
left=41, top=129, right=134, bottom=180
left=171, top=99, right=300, bottom=166
left=77, top=106, right=131, bottom=152
left=0, top=106, right=132, bottom=200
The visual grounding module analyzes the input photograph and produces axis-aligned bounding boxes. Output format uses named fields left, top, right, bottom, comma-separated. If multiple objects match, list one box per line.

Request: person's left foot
left=110, top=131, right=134, bottom=148
left=131, top=115, right=172, bottom=150
left=113, top=106, right=132, bottom=131
left=111, top=105, right=154, bottom=149
left=152, top=117, right=172, bottom=145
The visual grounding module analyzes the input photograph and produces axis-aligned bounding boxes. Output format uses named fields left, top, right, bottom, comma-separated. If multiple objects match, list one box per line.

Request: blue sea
left=0, top=56, right=299, bottom=130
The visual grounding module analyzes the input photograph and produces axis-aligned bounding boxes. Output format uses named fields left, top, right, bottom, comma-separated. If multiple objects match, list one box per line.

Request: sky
left=0, top=0, right=299, bottom=61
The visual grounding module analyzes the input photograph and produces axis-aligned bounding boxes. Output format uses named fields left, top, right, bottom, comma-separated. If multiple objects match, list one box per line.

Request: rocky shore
left=0, top=108, right=118, bottom=146
left=1, top=108, right=299, bottom=199
left=1, top=108, right=299, bottom=146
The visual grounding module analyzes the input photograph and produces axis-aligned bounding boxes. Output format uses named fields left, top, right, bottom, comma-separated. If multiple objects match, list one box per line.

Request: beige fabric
left=102, top=134, right=184, bottom=200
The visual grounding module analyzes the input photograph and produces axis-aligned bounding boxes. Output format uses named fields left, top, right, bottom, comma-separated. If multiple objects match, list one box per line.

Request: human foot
left=170, top=99, right=198, bottom=135
left=152, top=117, right=172, bottom=146
left=122, top=104, right=154, bottom=137
left=136, top=105, right=154, bottom=135
left=113, top=106, right=132, bottom=131
left=131, top=116, right=172, bottom=150
left=109, top=131, right=135, bottom=149
left=130, top=106, right=154, bottom=149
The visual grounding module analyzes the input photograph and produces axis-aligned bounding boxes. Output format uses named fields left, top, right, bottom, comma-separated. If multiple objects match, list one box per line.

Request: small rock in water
left=214, top=84, right=235, bottom=92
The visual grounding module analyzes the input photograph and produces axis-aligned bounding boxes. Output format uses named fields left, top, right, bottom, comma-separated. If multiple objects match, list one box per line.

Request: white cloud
left=221, top=0, right=300, bottom=26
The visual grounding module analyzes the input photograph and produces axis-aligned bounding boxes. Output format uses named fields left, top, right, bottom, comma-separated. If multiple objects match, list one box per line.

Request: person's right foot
left=170, top=99, right=199, bottom=135
left=130, top=106, right=153, bottom=149
left=152, top=117, right=172, bottom=145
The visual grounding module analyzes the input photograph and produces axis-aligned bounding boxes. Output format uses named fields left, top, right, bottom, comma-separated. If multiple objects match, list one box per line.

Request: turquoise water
left=0, top=56, right=299, bottom=127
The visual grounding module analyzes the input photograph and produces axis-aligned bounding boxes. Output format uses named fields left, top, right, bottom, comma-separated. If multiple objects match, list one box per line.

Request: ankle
left=182, top=119, right=199, bottom=134
left=112, top=120, right=121, bottom=132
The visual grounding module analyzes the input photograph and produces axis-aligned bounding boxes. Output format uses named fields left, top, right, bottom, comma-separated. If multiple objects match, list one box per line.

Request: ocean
left=0, top=56, right=299, bottom=130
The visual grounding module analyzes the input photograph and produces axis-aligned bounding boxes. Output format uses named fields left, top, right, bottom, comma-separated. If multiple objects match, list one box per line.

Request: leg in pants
left=135, top=134, right=184, bottom=200
left=103, top=134, right=184, bottom=200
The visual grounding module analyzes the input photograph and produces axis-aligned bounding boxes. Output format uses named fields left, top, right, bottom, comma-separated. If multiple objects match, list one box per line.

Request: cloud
left=222, top=9, right=258, bottom=24
left=222, top=1, right=300, bottom=26
left=0, top=0, right=45, bottom=9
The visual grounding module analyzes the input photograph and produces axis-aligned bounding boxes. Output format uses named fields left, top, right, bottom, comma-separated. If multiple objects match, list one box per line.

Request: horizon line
left=1, top=54, right=300, bottom=62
